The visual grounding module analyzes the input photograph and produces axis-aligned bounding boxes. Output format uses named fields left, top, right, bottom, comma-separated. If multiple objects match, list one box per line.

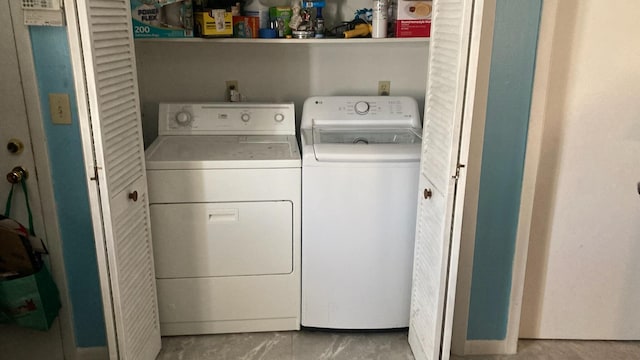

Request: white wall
left=520, top=0, right=640, bottom=339
left=134, top=1, right=430, bottom=146
left=135, top=41, right=428, bottom=146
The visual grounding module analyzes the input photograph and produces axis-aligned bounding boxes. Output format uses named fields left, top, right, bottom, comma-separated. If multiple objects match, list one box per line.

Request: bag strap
left=4, top=178, right=35, bottom=237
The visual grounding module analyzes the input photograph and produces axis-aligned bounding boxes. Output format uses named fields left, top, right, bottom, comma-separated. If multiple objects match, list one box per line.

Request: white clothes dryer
left=300, top=96, right=422, bottom=329
left=145, top=102, right=301, bottom=335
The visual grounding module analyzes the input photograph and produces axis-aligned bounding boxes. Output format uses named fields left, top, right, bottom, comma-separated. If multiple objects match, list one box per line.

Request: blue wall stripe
left=29, top=26, right=106, bottom=347
left=467, top=0, right=542, bottom=340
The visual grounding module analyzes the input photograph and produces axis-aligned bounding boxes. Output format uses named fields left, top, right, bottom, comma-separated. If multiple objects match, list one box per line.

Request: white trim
left=445, top=0, right=495, bottom=358
left=9, top=3, right=77, bottom=359
left=63, top=0, right=118, bottom=359
left=464, top=339, right=514, bottom=355
left=505, top=0, right=559, bottom=353
left=450, top=0, right=496, bottom=355
left=75, top=346, right=109, bottom=360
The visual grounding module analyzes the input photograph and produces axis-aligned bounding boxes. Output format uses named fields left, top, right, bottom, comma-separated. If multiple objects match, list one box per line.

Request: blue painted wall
left=466, top=0, right=542, bottom=339
left=29, top=26, right=106, bottom=347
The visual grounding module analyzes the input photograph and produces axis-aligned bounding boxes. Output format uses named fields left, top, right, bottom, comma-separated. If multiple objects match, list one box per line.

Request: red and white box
left=395, top=1, right=432, bottom=37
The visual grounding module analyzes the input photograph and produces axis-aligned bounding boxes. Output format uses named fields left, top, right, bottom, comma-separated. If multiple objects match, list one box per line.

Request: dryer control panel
left=158, top=102, right=296, bottom=136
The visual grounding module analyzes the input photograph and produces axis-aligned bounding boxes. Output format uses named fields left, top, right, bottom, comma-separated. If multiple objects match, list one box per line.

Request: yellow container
left=194, top=10, right=233, bottom=37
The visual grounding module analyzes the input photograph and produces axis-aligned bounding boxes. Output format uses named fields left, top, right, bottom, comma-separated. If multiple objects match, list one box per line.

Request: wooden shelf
left=134, top=37, right=430, bottom=45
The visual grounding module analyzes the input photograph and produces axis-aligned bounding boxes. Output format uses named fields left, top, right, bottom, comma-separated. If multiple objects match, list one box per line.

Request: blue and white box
left=131, top=0, right=193, bottom=38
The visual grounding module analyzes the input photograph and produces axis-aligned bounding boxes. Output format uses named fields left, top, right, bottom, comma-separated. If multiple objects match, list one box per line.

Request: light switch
left=49, top=93, right=72, bottom=124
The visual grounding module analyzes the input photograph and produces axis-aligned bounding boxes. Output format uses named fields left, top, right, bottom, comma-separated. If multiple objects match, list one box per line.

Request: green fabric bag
left=0, top=265, right=61, bottom=330
left=0, top=177, right=60, bottom=330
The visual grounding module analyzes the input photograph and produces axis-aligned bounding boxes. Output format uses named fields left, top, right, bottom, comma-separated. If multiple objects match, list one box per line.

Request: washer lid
left=310, top=127, right=421, bottom=162
left=145, top=135, right=301, bottom=170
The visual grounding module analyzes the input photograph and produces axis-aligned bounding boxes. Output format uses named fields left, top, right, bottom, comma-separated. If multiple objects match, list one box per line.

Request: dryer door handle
left=208, top=209, right=239, bottom=222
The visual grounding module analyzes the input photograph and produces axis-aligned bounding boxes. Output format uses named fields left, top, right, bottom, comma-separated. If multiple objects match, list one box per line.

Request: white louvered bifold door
left=65, top=0, right=161, bottom=359
left=408, top=0, right=478, bottom=359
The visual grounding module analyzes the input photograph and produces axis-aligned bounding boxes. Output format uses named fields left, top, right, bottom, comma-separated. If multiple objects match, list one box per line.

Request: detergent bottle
left=372, top=0, right=389, bottom=38
left=244, top=0, right=270, bottom=29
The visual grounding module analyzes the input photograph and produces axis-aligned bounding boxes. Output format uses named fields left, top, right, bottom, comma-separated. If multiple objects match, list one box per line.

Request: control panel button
left=354, top=101, right=370, bottom=115
left=274, top=113, right=285, bottom=122
left=175, top=111, right=192, bottom=126
left=241, top=113, right=251, bottom=122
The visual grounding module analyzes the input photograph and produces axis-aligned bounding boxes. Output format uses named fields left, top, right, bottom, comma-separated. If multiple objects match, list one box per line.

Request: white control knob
left=175, top=111, right=192, bottom=126
left=241, top=113, right=251, bottom=122
left=274, top=113, right=285, bottom=122
left=354, top=101, right=370, bottom=115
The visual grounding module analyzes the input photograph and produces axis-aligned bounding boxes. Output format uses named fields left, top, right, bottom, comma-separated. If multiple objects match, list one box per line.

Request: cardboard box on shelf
left=195, top=10, right=233, bottom=37
left=395, top=1, right=432, bottom=38
left=233, top=16, right=259, bottom=38
left=131, top=0, right=194, bottom=38
left=269, top=6, right=292, bottom=37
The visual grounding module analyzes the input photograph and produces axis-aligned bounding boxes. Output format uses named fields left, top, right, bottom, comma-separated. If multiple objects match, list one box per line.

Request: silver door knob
left=7, top=166, right=28, bottom=184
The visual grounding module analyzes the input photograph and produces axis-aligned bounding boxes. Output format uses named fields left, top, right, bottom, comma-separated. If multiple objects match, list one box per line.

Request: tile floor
left=157, top=330, right=640, bottom=360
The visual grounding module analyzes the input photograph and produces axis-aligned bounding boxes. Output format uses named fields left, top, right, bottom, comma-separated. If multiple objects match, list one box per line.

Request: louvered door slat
left=101, top=93, right=136, bottom=113
left=95, top=52, right=132, bottom=66
left=95, top=59, right=130, bottom=73
left=100, top=81, right=135, bottom=99
left=110, top=162, right=143, bottom=194
left=98, top=66, right=132, bottom=82
left=105, top=121, right=137, bottom=142
left=107, top=156, right=141, bottom=178
left=70, top=0, right=161, bottom=358
left=94, top=30, right=129, bottom=41
left=96, top=46, right=131, bottom=59
left=102, top=100, right=135, bottom=120
left=106, top=137, right=138, bottom=163
left=408, top=0, right=476, bottom=359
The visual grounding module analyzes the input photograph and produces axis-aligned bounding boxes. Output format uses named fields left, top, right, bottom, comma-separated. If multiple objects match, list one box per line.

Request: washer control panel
left=300, top=96, right=422, bottom=129
left=159, top=102, right=295, bottom=136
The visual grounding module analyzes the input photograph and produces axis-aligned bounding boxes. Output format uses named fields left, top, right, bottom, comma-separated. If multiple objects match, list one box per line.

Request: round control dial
left=241, top=113, right=251, bottom=122
left=354, top=101, right=370, bottom=115
left=274, top=113, right=285, bottom=122
left=174, top=111, right=193, bottom=126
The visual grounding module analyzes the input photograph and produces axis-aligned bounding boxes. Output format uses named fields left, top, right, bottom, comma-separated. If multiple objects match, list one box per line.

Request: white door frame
left=449, top=0, right=497, bottom=354
left=450, top=0, right=560, bottom=355
left=503, top=0, right=559, bottom=351
left=7, top=4, right=77, bottom=359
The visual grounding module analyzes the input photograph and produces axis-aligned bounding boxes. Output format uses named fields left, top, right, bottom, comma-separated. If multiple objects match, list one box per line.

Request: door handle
left=128, top=190, right=138, bottom=202
left=6, top=166, right=28, bottom=184
left=423, top=188, right=432, bottom=199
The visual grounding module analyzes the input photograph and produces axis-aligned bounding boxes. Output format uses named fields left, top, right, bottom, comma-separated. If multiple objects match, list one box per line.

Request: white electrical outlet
left=378, top=81, right=391, bottom=96
left=226, top=80, right=239, bottom=102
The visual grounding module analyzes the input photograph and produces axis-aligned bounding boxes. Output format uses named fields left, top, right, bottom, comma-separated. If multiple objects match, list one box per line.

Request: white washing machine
left=145, top=102, right=301, bottom=336
left=300, top=96, right=422, bottom=329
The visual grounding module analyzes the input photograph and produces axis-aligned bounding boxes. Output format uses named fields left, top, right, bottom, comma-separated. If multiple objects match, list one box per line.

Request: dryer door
left=151, top=201, right=293, bottom=278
